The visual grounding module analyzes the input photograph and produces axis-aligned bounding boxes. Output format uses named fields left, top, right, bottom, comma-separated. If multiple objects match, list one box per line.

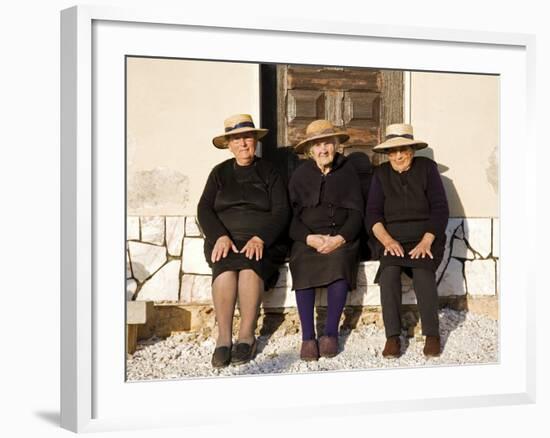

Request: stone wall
left=127, top=216, right=499, bottom=306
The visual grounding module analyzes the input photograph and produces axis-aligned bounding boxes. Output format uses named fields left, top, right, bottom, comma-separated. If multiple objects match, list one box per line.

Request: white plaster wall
left=126, top=58, right=260, bottom=216
left=410, top=72, right=499, bottom=218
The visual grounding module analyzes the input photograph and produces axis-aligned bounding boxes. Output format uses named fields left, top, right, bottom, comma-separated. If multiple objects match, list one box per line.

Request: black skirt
left=372, top=225, right=446, bottom=283
left=205, top=239, right=288, bottom=291
left=289, top=240, right=360, bottom=290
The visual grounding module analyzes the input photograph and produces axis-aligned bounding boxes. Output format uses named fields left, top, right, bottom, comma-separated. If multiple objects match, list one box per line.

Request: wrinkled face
left=227, top=132, right=257, bottom=165
left=308, top=137, right=337, bottom=170
left=387, top=146, right=414, bottom=172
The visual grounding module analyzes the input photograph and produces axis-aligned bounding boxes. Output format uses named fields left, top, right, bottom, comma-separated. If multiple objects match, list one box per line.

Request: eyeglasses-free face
left=227, top=132, right=257, bottom=165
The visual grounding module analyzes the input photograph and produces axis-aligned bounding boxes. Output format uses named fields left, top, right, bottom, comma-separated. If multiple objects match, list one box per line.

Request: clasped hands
left=306, top=234, right=345, bottom=254
left=211, top=235, right=264, bottom=263
left=383, top=233, right=435, bottom=259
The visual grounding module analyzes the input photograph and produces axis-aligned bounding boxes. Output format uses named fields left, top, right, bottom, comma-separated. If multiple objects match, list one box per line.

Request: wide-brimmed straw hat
left=373, top=123, right=428, bottom=153
left=294, top=119, right=349, bottom=154
left=212, top=114, right=268, bottom=149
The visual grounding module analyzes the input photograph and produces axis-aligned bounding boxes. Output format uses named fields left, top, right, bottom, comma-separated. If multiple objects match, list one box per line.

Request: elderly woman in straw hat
left=197, top=114, right=290, bottom=368
left=366, top=123, right=449, bottom=358
left=288, top=120, right=364, bottom=361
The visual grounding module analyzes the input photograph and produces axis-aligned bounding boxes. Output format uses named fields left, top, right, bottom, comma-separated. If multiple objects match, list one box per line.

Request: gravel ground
left=126, top=308, right=498, bottom=381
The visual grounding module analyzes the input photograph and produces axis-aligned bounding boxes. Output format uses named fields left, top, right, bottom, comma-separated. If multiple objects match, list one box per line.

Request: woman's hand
left=240, top=236, right=265, bottom=261
left=306, top=234, right=327, bottom=250
left=211, top=235, right=238, bottom=263
left=408, top=233, right=435, bottom=259
left=317, top=235, right=346, bottom=254
left=382, top=238, right=405, bottom=258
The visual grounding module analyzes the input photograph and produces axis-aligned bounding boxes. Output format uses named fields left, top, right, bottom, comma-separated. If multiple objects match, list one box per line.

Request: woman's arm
left=255, top=171, right=291, bottom=247
left=426, top=161, right=450, bottom=237
left=372, top=222, right=405, bottom=257
left=197, top=168, right=230, bottom=244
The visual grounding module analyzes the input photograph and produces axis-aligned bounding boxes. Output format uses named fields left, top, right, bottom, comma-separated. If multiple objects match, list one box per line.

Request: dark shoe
left=211, top=345, right=231, bottom=368
left=423, top=336, right=441, bottom=357
left=318, top=336, right=339, bottom=358
left=231, top=338, right=257, bottom=365
left=382, top=336, right=401, bottom=358
left=300, top=339, right=319, bottom=361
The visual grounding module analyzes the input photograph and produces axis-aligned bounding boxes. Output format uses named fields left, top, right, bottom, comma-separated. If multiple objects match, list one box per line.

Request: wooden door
left=260, top=64, right=404, bottom=175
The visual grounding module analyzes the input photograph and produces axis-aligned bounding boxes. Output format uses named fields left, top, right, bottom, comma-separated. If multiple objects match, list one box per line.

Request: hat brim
left=294, top=132, right=349, bottom=154
left=212, top=128, right=269, bottom=149
left=372, top=137, right=428, bottom=153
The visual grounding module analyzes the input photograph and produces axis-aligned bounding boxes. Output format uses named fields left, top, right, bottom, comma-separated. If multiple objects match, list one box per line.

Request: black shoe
left=231, top=338, right=257, bottom=365
left=211, top=345, right=232, bottom=368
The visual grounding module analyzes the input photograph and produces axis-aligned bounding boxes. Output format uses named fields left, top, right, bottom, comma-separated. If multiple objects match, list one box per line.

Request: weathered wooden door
left=260, top=64, right=403, bottom=174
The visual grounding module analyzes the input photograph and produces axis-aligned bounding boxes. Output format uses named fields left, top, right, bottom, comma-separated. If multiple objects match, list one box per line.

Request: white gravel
left=126, top=308, right=498, bottom=381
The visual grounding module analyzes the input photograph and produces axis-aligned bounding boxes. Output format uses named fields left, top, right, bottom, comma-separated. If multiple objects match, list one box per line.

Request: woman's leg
left=212, top=271, right=238, bottom=347
left=236, top=269, right=263, bottom=344
left=295, top=288, right=316, bottom=340
left=325, top=279, right=349, bottom=337
left=411, top=268, right=440, bottom=336
left=379, top=265, right=403, bottom=338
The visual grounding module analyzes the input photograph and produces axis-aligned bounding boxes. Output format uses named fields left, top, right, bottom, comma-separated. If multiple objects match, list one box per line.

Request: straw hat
left=212, top=114, right=268, bottom=149
left=294, top=120, right=349, bottom=154
left=373, top=123, right=427, bottom=153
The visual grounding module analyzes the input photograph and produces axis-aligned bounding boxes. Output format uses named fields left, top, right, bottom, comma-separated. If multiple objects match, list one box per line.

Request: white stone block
left=451, top=238, right=475, bottom=260
left=263, top=287, right=296, bottom=308
left=191, top=275, right=213, bottom=303
left=465, top=259, right=496, bottom=296
left=436, top=219, right=462, bottom=281
left=463, top=218, right=492, bottom=258
left=166, top=216, right=185, bottom=256
left=126, top=250, right=132, bottom=279
left=126, top=279, right=137, bottom=301
left=496, top=260, right=500, bottom=295
left=127, top=216, right=140, bottom=240
left=141, top=216, right=165, bottom=245
left=179, top=274, right=193, bottom=303
left=136, top=260, right=181, bottom=302
left=402, top=290, right=417, bottom=305
left=315, top=288, right=327, bottom=306
left=128, top=241, right=167, bottom=283
left=182, top=238, right=211, bottom=275
left=359, top=284, right=380, bottom=306
left=437, top=258, right=466, bottom=296
left=274, top=264, right=291, bottom=288
left=492, top=218, right=500, bottom=258
left=185, top=216, right=203, bottom=237
left=401, top=272, right=414, bottom=293
left=365, top=261, right=379, bottom=285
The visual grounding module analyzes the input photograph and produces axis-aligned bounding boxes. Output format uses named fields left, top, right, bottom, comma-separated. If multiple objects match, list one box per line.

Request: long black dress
left=197, top=157, right=290, bottom=290
left=288, top=153, right=364, bottom=290
left=365, top=156, right=449, bottom=282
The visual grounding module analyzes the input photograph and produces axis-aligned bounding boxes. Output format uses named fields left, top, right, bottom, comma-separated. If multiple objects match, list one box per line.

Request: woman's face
left=309, top=137, right=336, bottom=170
left=387, top=146, right=414, bottom=172
left=227, top=132, right=257, bottom=165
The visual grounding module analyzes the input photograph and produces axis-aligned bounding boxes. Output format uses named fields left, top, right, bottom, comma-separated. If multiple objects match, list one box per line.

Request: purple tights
left=295, top=279, right=349, bottom=340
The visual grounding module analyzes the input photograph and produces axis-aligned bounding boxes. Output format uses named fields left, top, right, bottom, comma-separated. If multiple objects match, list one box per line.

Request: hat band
left=385, top=133, right=414, bottom=140
left=225, top=121, right=255, bottom=132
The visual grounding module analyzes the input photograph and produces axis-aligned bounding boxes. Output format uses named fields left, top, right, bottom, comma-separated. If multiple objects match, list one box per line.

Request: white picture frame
left=60, top=5, right=536, bottom=433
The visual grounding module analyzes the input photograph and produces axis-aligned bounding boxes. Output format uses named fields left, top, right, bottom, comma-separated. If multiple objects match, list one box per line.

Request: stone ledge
left=131, top=296, right=497, bottom=341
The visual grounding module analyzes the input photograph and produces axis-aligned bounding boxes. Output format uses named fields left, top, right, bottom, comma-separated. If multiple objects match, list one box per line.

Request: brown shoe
left=423, top=336, right=441, bottom=357
left=300, top=339, right=319, bottom=361
left=318, top=336, right=339, bottom=358
left=382, top=336, right=401, bottom=358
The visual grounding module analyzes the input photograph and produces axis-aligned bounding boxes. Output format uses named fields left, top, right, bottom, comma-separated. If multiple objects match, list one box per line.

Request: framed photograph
left=61, top=5, right=536, bottom=433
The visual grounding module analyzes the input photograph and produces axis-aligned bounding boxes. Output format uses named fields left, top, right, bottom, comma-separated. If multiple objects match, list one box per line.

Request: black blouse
left=197, top=157, right=290, bottom=247
left=288, top=153, right=364, bottom=244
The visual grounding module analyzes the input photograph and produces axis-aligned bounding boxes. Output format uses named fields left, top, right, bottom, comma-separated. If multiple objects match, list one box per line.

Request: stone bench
left=126, top=301, right=154, bottom=355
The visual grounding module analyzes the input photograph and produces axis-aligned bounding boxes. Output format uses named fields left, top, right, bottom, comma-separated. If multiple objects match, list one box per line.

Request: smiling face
left=387, top=145, right=414, bottom=172
left=226, top=132, right=257, bottom=165
left=308, top=137, right=337, bottom=172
